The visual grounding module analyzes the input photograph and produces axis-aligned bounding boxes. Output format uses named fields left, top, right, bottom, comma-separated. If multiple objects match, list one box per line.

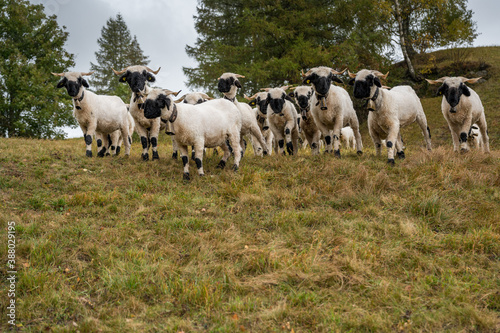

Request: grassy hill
left=1, top=47, right=499, bottom=332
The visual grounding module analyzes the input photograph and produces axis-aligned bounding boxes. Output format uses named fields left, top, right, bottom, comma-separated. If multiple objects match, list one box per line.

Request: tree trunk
left=394, top=0, right=418, bottom=81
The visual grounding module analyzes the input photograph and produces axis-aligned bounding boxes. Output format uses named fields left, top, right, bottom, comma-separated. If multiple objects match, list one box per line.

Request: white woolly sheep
left=426, top=76, right=489, bottom=153
left=143, top=89, right=243, bottom=180
left=112, top=65, right=164, bottom=161
left=349, top=69, right=432, bottom=164
left=468, top=124, right=483, bottom=149
left=288, top=85, right=322, bottom=155
left=245, top=91, right=275, bottom=155
left=218, top=73, right=270, bottom=156
left=303, top=66, right=363, bottom=157
left=340, top=126, right=356, bottom=150
left=52, top=71, right=131, bottom=157
left=95, top=112, right=135, bottom=156
left=264, top=86, right=300, bottom=155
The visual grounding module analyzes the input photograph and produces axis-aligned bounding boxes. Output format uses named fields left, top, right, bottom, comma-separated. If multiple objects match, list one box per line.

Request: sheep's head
left=143, top=88, right=180, bottom=121
left=246, top=91, right=269, bottom=115
left=52, top=71, right=94, bottom=97
left=265, top=86, right=291, bottom=115
left=348, top=69, right=389, bottom=100
left=289, top=86, right=313, bottom=120
left=302, top=67, right=345, bottom=97
left=426, top=77, right=481, bottom=113
left=217, top=73, right=244, bottom=97
left=113, top=66, right=160, bottom=94
left=176, top=92, right=212, bottom=105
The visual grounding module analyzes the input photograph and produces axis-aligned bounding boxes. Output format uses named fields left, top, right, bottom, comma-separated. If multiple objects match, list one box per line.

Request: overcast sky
left=28, top=0, right=498, bottom=137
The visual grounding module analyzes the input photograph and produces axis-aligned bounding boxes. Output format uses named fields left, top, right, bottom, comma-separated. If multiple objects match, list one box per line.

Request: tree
left=383, top=0, right=477, bottom=80
left=0, top=0, right=75, bottom=138
left=90, top=14, right=149, bottom=101
left=184, top=0, right=392, bottom=96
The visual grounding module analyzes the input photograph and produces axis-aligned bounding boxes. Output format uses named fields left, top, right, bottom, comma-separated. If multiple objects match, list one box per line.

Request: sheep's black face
left=57, top=77, right=88, bottom=97
left=267, top=93, right=286, bottom=114
left=439, top=83, right=470, bottom=110
left=294, top=91, right=312, bottom=110
left=120, top=70, right=156, bottom=93
left=144, top=94, right=170, bottom=119
left=218, top=77, right=241, bottom=93
left=304, top=73, right=342, bottom=96
left=352, top=75, right=381, bottom=99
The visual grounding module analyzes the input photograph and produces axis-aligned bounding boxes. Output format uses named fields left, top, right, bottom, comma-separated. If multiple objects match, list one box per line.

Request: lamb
left=349, top=69, right=432, bottom=164
left=217, top=73, right=270, bottom=156
left=340, top=126, right=356, bottom=150
left=468, top=124, right=483, bottom=149
left=52, top=71, right=131, bottom=157
left=302, top=66, right=363, bottom=157
left=95, top=112, right=135, bottom=156
left=245, top=91, right=275, bottom=155
left=288, top=86, right=322, bottom=155
left=426, top=77, right=489, bottom=153
left=264, top=86, right=300, bottom=155
left=143, top=89, right=243, bottom=180
left=112, top=65, right=165, bottom=161
left=170, top=92, right=216, bottom=159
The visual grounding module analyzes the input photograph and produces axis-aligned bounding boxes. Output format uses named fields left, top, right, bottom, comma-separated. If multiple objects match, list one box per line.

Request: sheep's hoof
left=387, top=159, right=395, bottom=166
left=212, top=148, right=219, bottom=156
left=172, top=152, right=178, bottom=159
left=263, top=126, right=269, bottom=131
left=216, top=160, right=226, bottom=169
left=397, top=151, right=405, bottom=159
left=86, top=150, right=92, bottom=158
left=105, top=153, right=111, bottom=157
left=334, top=150, right=341, bottom=158
left=152, top=151, right=160, bottom=160
left=460, top=148, right=469, bottom=154
left=357, top=150, right=363, bottom=156
left=142, top=153, right=149, bottom=161
left=115, top=146, right=121, bottom=156
left=263, top=150, right=269, bottom=156
left=183, top=172, right=190, bottom=181
left=286, top=142, right=294, bottom=156
left=232, top=164, right=239, bottom=172
left=97, top=148, right=106, bottom=158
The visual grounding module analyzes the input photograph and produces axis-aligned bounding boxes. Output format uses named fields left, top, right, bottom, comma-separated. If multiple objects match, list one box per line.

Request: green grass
left=1, top=47, right=500, bottom=332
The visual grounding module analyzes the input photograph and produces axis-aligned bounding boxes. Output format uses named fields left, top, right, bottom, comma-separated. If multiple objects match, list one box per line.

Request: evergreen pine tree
left=0, top=0, right=75, bottom=138
left=90, top=14, right=149, bottom=101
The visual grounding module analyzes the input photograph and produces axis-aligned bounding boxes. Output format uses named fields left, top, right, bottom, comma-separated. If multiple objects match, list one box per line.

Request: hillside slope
left=0, top=47, right=499, bottom=332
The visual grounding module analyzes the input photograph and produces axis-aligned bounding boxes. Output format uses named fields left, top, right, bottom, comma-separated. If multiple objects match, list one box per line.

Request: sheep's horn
left=51, top=72, right=65, bottom=77
left=280, top=85, right=290, bottom=91
left=373, top=71, right=389, bottom=80
left=347, top=70, right=357, bottom=79
left=146, top=67, right=161, bottom=75
left=303, top=69, right=313, bottom=77
left=301, top=70, right=306, bottom=78
left=425, top=77, right=448, bottom=84
left=80, top=71, right=94, bottom=76
left=175, top=94, right=186, bottom=103
left=235, top=74, right=245, bottom=78
left=332, top=68, right=347, bottom=75
left=200, top=93, right=212, bottom=100
left=261, top=88, right=271, bottom=92
left=460, top=77, right=482, bottom=84
left=163, top=89, right=181, bottom=97
left=246, top=93, right=260, bottom=100
left=112, top=67, right=128, bottom=75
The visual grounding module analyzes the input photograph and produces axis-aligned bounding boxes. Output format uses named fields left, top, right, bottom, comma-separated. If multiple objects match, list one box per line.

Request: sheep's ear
left=348, top=78, right=355, bottom=86
left=56, top=77, right=67, bottom=88
left=146, top=73, right=156, bottom=83
left=119, top=74, right=128, bottom=83
left=333, top=76, right=343, bottom=84
left=288, top=91, right=295, bottom=98
left=235, top=80, right=242, bottom=89
left=461, top=84, right=471, bottom=97
left=374, top=77, right=382, bottom=87
left=437, top=84, right=447, bottom=96
left=81, top=78, right=89, bottom=88
left=248, top=99, right=257, bottom=107
left=303, top=76, right=312, bottom=85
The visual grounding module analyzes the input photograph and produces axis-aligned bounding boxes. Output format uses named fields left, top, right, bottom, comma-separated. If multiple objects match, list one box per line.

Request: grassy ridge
left=1, top=47, right=500, bottom=332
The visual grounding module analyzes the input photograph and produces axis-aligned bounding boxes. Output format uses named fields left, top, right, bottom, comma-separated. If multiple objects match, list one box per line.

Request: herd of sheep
left=51, top=65, right=490, bottom=180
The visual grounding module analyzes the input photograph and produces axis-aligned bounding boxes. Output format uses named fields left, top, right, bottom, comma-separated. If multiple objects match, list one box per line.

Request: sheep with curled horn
left=52, top=71, right=131, bottom=158
left=426, top=76, right=489, bottom=153
left=302, top=66, right=363, bottom=157
left=217, top=72, right=270, bottom=157
left=349, top=69, right=431, bottom=165
left=112, top=65, right=166, bottom=161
